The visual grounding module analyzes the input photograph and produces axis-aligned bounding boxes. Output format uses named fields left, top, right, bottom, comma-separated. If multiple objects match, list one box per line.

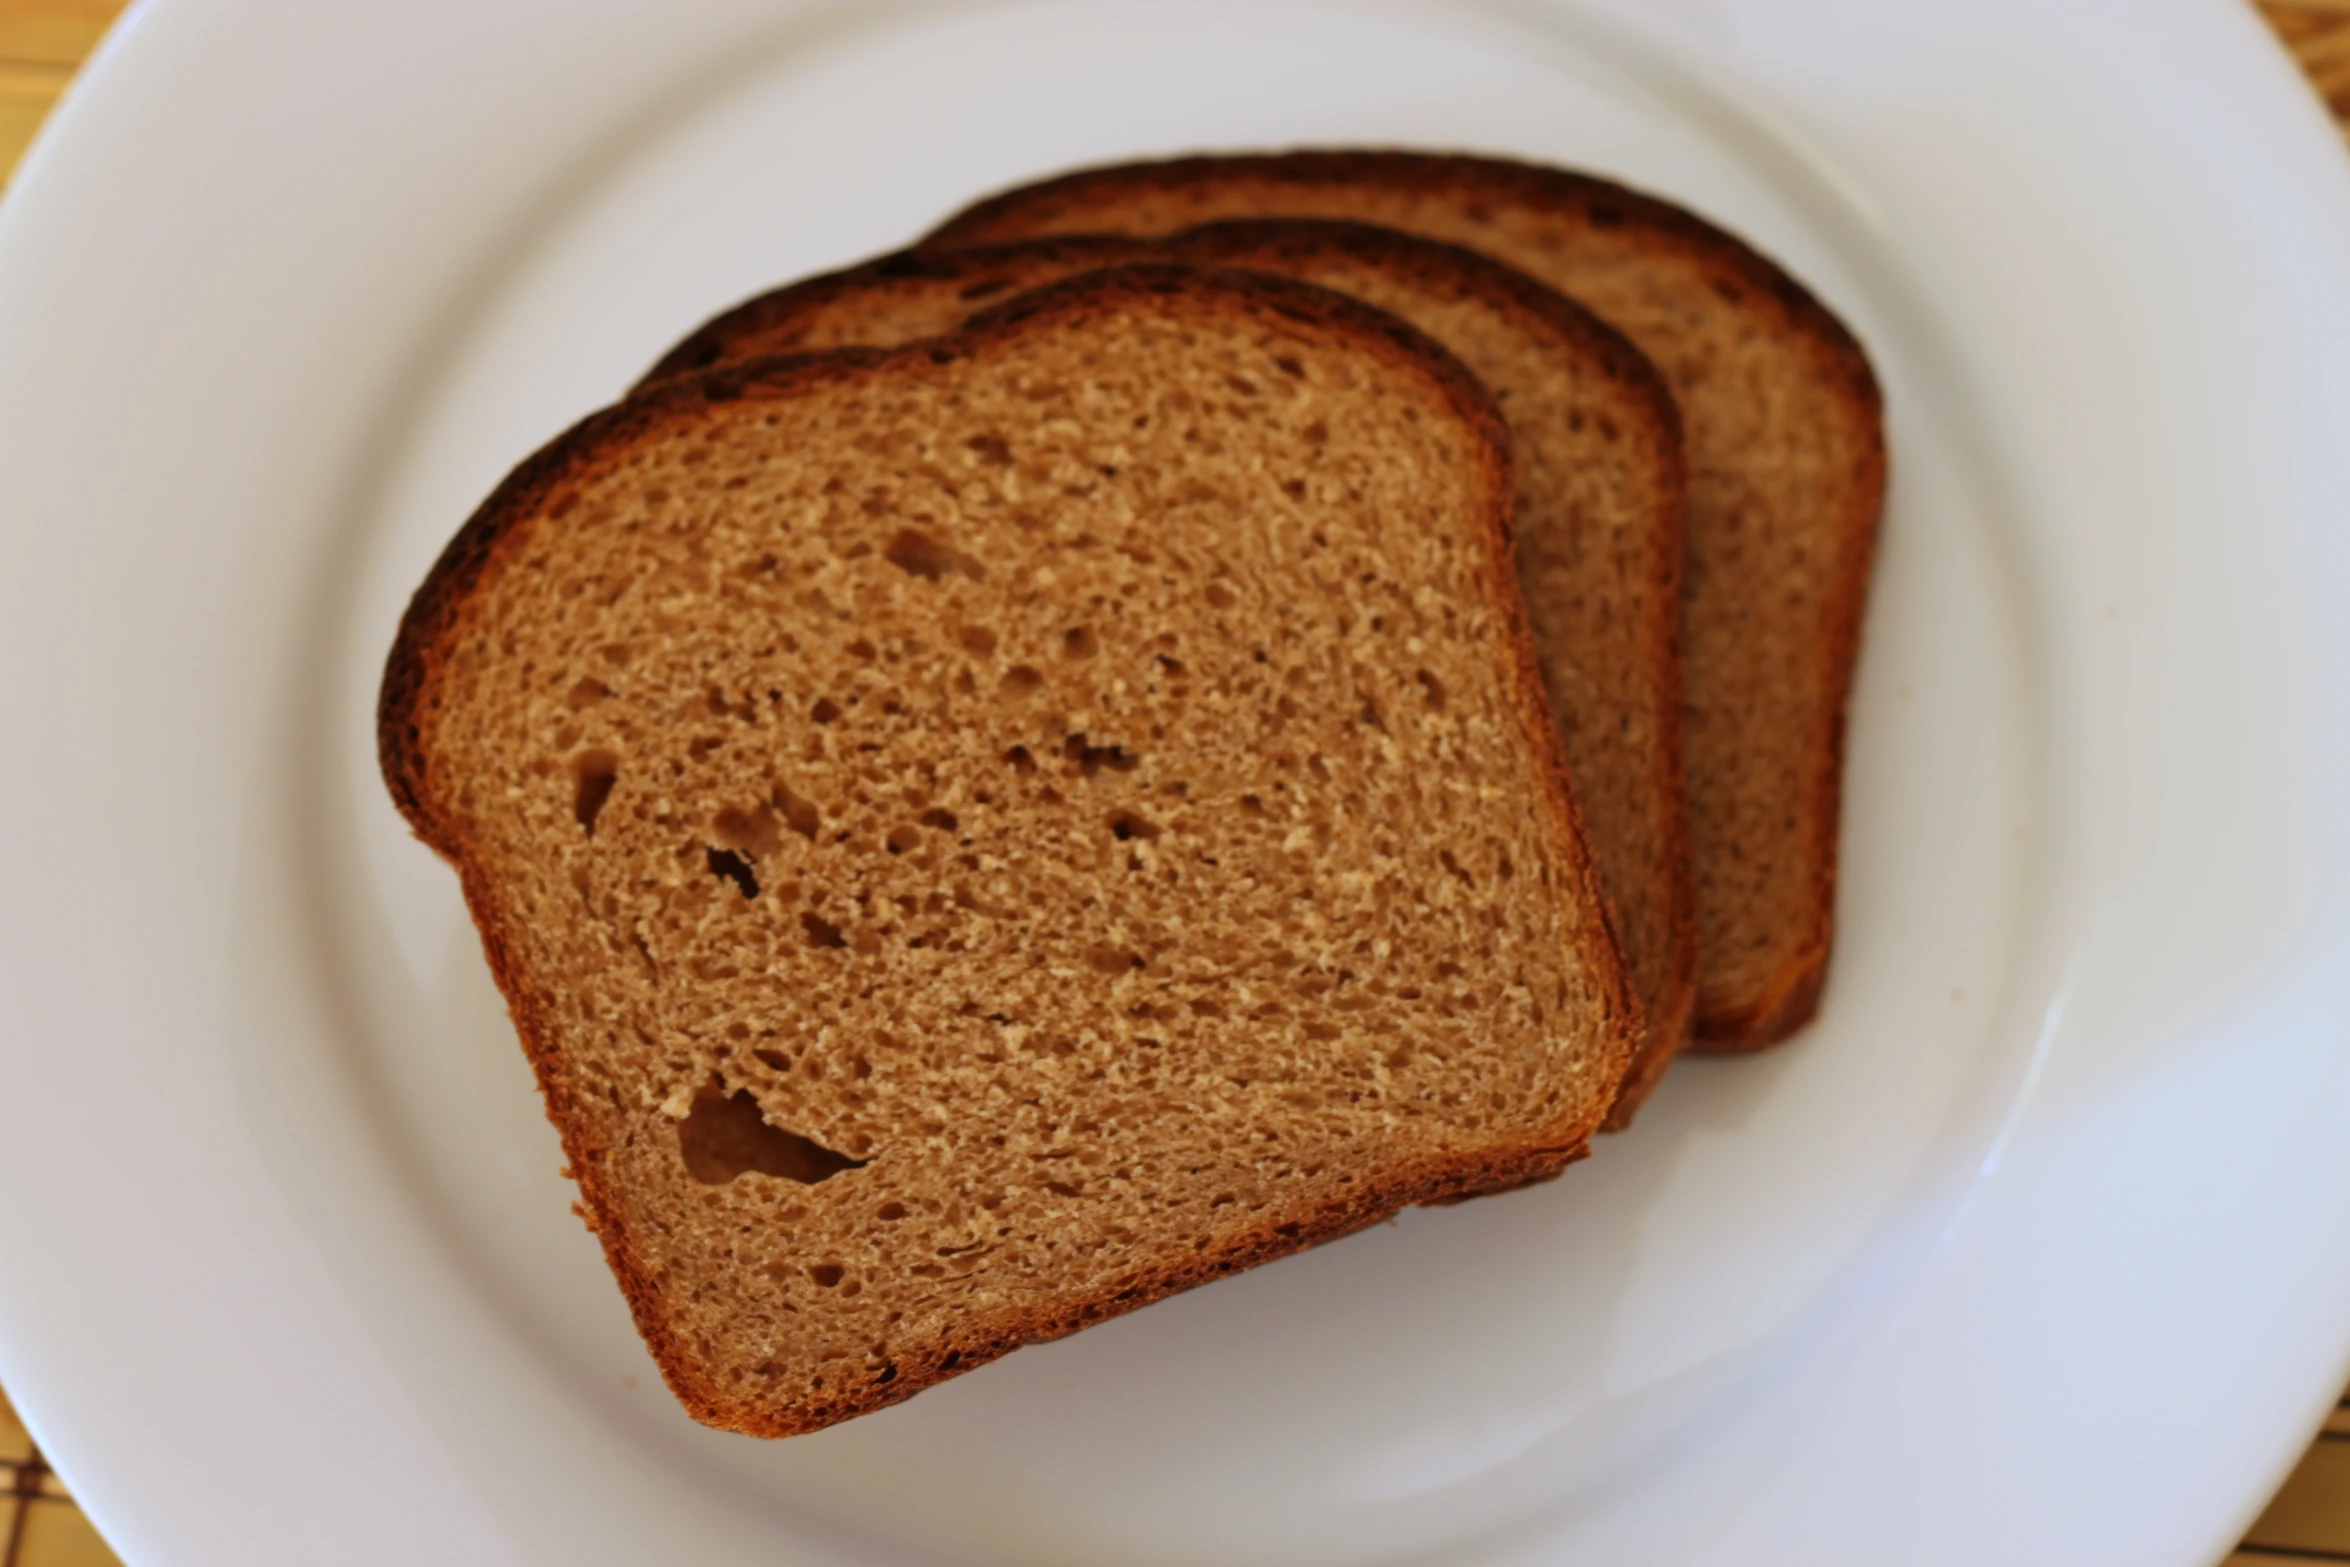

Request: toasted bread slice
left=928, top=152, right=1886, bottom=1049
left=644, top=222, right=1693, bottom=1123
left=380, top=267, right=1638, bottom=1436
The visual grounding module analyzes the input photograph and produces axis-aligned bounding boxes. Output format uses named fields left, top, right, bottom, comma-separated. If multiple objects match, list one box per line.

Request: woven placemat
left=1, top=3, right=2347, bottom=1563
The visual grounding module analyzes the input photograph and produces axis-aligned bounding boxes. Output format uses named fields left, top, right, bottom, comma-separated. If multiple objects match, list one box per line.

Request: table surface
left=3, top=2, right=2349, bottom=1564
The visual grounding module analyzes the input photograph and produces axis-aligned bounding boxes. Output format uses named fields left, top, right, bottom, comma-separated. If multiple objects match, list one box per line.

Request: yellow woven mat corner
left=1, top=3, right=2347, bottom=1564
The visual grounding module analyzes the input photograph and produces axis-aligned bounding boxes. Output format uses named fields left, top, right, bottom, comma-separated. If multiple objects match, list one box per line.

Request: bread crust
left=926, top=149, right=1885, bottom=1052
left=380, top=265, right=1636, bottom=1436
left=634, top=223, right=1694, bottom=1125
left=637, top=235, right=1158, bottom=387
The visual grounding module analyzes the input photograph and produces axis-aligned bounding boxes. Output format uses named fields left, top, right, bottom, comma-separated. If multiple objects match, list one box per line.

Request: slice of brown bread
left=642, top=222, right=1694, bottom=1124
left=927, top=152, right=1887, bottom=1050
left=379, top=266, right=1639, bottom=1437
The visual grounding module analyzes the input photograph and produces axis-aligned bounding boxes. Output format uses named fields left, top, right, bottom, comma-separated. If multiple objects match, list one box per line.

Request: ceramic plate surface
left=4, top=2, right=2350, bottom=1563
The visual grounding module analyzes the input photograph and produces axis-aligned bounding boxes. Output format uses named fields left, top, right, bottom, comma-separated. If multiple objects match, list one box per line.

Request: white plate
left=4, top=1, right=2350, bottom=1563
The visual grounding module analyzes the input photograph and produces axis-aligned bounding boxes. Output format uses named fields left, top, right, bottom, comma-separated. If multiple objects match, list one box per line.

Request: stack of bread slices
left=379, top=150, right=1884, bottom=1438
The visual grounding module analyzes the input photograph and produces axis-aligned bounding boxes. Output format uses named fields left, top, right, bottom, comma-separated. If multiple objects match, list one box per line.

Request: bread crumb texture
left=927, top=151, right=1886, bottom=1048
left=383, top=271, right=1635, bottom=1435
left=647, top=222, right=1694, bottom=1122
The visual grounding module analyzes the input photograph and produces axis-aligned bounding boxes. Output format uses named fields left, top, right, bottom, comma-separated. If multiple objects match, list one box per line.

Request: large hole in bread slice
left=678, top=1081, right=865, bottom=1185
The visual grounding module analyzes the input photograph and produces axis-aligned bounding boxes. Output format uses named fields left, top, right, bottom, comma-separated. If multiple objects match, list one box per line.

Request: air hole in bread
left=1416, top=670, right=1447, bottom=711
left=810, top=697, right=841, bottom=724
left=572, top=749, right=619, bottom=835
left=1109, top=811, right=1160, bottom=841
left=1204, top=582, right=1236, bottom=610
left=802, top=912, right=847, bottom=950
left=706, top=847, right=759, bottom=899
left=885, top=528, right=957, bottom=581
left=1063, top=733, right=1137, bottom=775
left=808, top=1263, right=846, bottom=1287
left=920, top=807, right=959, bottom=832
left=1001, top=665, right=1043, bottom=696
left=566, top=676, right=611, bottom=709
left=677, top=1082, right=864, bottom=1185
left=1062, top=626, right=1098, bottom=661
left=965, top=433, right=1014, bottom=466
left=958, top=625, right=997, bottom=657
left=1003, top=745, right=1035, bottom=774
left=884, top=826, right=921, bottom=856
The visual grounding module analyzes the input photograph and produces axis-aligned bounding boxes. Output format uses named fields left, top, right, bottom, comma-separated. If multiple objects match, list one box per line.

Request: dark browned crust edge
left=926, top=148, right=1885, bottom=1054
left=378, top=264, right=1639, bottom=1438
left=633, top=235, right=1159, bottom=389
left=926, top=151, right=1875, bottom=406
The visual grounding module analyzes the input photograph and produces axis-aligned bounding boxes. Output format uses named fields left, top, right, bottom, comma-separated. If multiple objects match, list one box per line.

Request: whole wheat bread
left=927, top=152, right=1886, bottom=1050
left=380, top=266, right=1639, bottom=1436
left=644, top=221, right=1694, bottom=1123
